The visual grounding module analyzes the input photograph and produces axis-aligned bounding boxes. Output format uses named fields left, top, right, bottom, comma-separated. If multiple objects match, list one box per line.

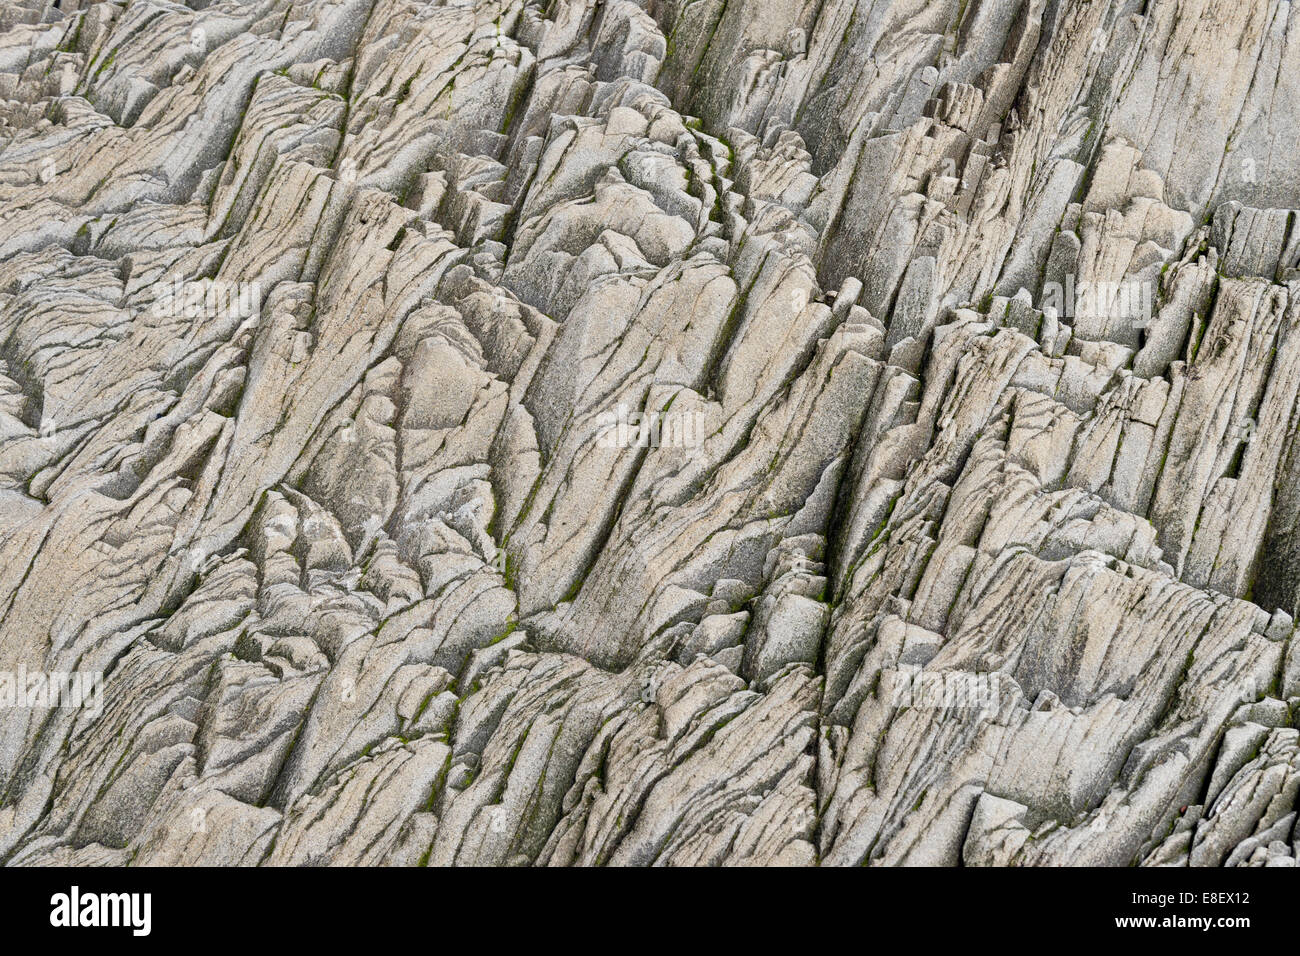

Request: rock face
left=0, top=0, right=1298, bottom=868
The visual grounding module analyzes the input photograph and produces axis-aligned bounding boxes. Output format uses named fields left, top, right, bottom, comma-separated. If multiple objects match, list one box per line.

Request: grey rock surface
left=0, top=0, right=1298, bottom=867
